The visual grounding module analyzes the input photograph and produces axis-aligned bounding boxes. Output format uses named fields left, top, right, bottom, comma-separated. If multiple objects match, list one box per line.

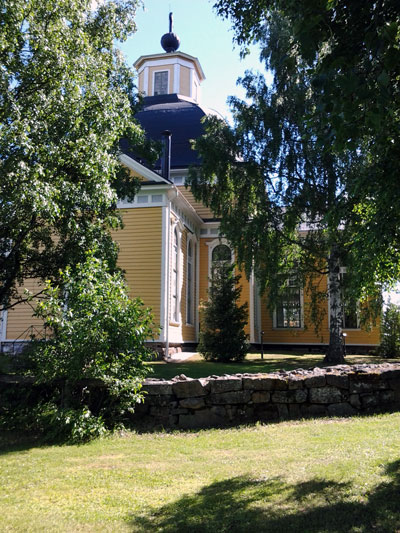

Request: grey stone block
left=171, top=407, right=189, bottom=415
left=252, top=391, right=271, bottom=403
left=360, top=394, right=378, bottom=408
left=179, top=408, right=225, bottom=429
left=327, top=402, right=357, bottom=416
left=210, top=377, right=242, bottom=393
left=225, top=405, right=238, bottom=421
left=305, top=375, right=326, bottom=388
left=254, top=404, right=279, bottom=421
left=179, top=397, right=206, bottom=410
left=150, top=406, right=170, bottom=417
left=277, top=404, right=289, bottom=418
left=271, top=391, right=290, bottom=403
left=309, top=386, right=342, bottom=404
left=379, top=390, right=395, bottom=403
left=389, top=379, right=400, bottom=391
left=172, top=378, right=210, bottom=398
left=293, top=389, right=308, bottom=403
left=243, top=376, right=274, bottom=390
left=349, top=394, right=361, bottom=409
left=145, top=395, right=174, bottom=406
left=326, top=374, right=349, bottom=389
left=350, top=377, right=387, bottom=393
left=381, top=369, right=400, bottom=380
left=288, top=377, right=306, bottom=389
left=211, top=390, right=251, bottom=404
left=273, top=377, right=288, bottom=390
left=142, top=381, right=173, bottom=395
left=288, top=404, right=301, bottom=418
left=300, top=404, right=327, bottom=417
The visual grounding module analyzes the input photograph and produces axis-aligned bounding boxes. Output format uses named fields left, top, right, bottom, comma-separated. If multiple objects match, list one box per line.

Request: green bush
left=198, top=263, right=249, bottom=362
left=379, top=303, right=400, bottom=358
left=25, top=252, right=157, bottom=442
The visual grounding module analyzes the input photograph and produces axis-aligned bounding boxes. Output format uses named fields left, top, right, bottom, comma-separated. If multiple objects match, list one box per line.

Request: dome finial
left=161, top=12, right=180, bottom=53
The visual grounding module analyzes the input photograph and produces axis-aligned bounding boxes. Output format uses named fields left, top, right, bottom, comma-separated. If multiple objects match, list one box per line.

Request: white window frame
left=207, top=238, right=234, bottom=284
left=170, top=222, right=182, bottom=325
left=273, top=275, right=304, bottom=329
left=186, top=237, right=196, bottom=325
left=0, top=310, right=7, bottom=342
left=153, top=69, right=169, bottom=96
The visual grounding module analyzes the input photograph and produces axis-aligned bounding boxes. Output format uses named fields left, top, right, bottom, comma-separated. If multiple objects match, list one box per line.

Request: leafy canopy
left=212, top=0, right=400, bottom=290
left=32, top=252, right=156, bottom=386
left=28, top=251, right=157, bottom=441
left=189, top=11, right=382, bottom=364
left=0, top=0, right=155, bottom=310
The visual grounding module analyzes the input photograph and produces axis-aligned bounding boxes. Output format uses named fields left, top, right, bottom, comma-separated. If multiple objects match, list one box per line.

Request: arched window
left=212, top=244, right=231, bottom=263
left=172, top=227, right=179, bottom=323
left=186, top=239, right=196, bottom=324
left=211, top=244, right=231, bottom=277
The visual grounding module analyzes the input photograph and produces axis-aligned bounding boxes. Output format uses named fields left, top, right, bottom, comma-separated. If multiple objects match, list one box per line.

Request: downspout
left=165, top=201, right=171, bottom=359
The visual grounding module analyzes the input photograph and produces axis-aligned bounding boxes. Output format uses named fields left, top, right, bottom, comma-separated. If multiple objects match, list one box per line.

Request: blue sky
left=118, top=0, right=265, bottom=120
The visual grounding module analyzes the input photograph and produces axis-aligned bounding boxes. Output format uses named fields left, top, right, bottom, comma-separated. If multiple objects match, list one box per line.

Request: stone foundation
left=134, top=363, right=400, bottom=429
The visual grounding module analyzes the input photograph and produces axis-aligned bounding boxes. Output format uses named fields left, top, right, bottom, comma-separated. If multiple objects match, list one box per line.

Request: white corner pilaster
left=173, top=63, right=180, bottom=94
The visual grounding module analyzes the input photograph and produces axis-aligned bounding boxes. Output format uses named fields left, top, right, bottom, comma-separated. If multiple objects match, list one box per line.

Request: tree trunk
left=324, top=246, right=345, bottom=365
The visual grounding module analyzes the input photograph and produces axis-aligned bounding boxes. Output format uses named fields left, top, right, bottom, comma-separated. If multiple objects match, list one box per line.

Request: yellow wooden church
left=1, top=23, right=380, bottom=355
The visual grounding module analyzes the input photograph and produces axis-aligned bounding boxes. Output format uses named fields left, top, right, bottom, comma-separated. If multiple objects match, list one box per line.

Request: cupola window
left=154, top=71, right=168, bottom=95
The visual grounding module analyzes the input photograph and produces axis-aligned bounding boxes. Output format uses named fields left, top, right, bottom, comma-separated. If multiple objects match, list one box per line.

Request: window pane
left=154, top=71, right=168, bottom=95
left=212, top=244, right=231, bottom=263
left=276, top=282, right=301, bottom=328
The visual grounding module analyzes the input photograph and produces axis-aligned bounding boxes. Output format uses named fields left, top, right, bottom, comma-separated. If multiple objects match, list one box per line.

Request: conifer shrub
left=379, top=303, right=400, bottom=358
left=198, top=263, right=249, bottom=362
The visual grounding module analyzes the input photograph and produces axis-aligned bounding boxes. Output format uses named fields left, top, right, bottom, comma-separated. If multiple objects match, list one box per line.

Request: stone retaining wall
left=134, top=363, right=400, bottom=429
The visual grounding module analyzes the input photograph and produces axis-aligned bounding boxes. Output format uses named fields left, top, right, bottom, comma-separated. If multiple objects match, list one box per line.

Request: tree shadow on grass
left=129, top=460, right=400, bottom=533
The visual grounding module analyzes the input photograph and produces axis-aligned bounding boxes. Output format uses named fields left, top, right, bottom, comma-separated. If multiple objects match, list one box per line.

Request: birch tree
left=188, top=13, right=379, bottom=363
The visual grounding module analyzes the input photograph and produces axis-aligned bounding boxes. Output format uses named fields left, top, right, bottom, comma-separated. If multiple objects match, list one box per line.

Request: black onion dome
left=121, top=94, right=208, bottom=170
left=161, top=12, right=180, bottom=53
left=161, top=32, right=180, bottom=53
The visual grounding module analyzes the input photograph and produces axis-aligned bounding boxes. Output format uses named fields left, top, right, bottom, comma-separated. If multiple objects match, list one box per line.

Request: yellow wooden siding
left=199, top=238, right=251, bottom=336
left=113, top=207, right=162, bottom=327
left=146, top=65, right=174, bottom=95
left=180, top=66, right=190, bottom=96
left=259, top=274, right=380, bottom=345
left=6, top=279, right=45, bottom=340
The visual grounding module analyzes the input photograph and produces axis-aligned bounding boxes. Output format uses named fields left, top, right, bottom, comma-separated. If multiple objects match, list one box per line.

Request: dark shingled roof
left=122, top=94, right=208, bottom=170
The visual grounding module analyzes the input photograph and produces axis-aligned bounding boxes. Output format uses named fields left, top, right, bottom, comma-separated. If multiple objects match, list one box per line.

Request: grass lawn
left=1, top=413, right=400, bottom=532
left=148, top=352, right=398, bottom=380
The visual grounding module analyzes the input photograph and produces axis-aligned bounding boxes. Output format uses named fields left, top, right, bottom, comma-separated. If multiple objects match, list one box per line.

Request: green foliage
left=26, top=252, right=157, bottom=441
left=198, top=263, right=249, bottom=362
left=189, top=7, right=384, bottom=363
left=379, top=304, right=400, bottom=358
left=212, top=0, right=400, bottom=290
left=0, top=0, right=158, bottom=311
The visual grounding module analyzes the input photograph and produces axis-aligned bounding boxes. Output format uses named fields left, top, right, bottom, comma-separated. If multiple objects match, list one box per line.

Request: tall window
left=275, top=276, right=302, bottom=328
left=340, top=271, right=359, bottom=329
left=211, top=244, right=231, bottom=276
left=186, top=240, right=195, bottom=324
left=172, top=227, right=179, bottom=322
left=154, top=71, right=168, bottom=95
